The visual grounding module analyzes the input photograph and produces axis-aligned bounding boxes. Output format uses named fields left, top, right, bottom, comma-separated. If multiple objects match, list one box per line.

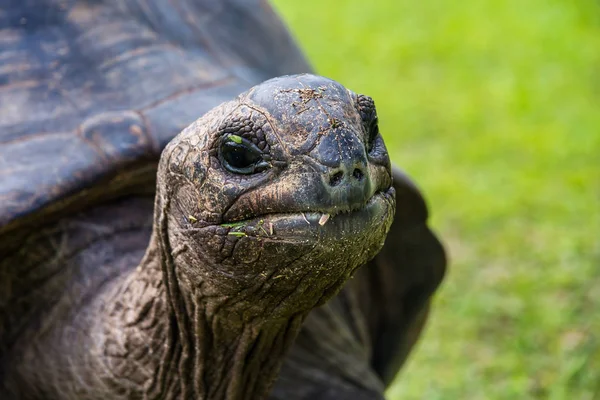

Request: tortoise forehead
left=242, top=75, right=362, bottom=155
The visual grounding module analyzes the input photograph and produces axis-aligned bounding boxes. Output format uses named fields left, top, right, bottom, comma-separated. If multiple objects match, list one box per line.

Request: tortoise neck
left=138, top=231, right=306, bottom=400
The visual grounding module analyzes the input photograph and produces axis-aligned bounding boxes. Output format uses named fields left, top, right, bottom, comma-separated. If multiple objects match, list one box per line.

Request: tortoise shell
left=0, top=0, right=310, bottom=237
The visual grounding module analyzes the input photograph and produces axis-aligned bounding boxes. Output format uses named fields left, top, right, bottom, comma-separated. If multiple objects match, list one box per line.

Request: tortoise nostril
left=329, top=171, right=344, bottom=187
left=352, top=168, right=364, bottom=181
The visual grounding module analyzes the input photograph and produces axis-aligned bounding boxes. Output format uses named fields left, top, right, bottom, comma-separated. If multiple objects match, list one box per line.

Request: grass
left=272, top=0, right=600, bottom=398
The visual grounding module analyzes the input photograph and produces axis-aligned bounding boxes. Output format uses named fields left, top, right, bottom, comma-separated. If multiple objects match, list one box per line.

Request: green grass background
left=272, top=0, right=600, bottom=398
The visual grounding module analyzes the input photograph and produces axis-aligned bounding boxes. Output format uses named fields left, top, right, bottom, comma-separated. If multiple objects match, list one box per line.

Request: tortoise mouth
left=216, top=186, right=395, bottom=240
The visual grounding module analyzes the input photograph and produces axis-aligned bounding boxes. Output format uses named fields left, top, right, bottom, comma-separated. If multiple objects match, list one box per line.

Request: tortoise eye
left=220, top=135, right=269, bottom=174
left=366, top=117, right=380, bottom=153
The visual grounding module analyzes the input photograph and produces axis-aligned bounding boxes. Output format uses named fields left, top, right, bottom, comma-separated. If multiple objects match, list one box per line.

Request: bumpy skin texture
left=0, top=2, right=446, bottom=399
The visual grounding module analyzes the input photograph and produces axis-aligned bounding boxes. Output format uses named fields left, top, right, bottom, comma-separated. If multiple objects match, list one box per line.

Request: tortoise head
left=156, top=74, right=395, bottom=319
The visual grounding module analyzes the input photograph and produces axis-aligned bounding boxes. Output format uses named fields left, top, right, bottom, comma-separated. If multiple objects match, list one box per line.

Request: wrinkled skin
left=0, top=75, right=415, bottom=399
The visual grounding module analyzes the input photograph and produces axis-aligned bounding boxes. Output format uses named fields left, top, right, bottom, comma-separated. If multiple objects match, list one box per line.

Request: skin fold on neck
left=95, top=231, right=308, bottom=400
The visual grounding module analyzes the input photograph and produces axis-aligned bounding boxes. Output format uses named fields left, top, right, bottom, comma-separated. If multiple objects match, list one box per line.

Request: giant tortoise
left=0, top=1, right=446, bottom=399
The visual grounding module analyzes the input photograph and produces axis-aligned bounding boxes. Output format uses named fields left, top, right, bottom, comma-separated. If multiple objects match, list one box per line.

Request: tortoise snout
left=328, top=165, right=365, bottom=187
left=311, top=131, right=373, bottom=211
left=324, top=161, right=372, bottom=211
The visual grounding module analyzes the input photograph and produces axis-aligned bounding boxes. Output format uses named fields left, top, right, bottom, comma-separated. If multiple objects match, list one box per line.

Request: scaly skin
left=0, top=75, right=396, bottom=399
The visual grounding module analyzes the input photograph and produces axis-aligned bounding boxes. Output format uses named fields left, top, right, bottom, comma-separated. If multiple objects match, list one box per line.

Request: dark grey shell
left=0, top=0, right=310, bottom=237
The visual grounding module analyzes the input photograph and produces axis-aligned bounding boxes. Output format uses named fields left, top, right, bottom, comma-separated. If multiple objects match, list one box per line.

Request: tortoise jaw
left=216, top=186, right=395, bottom=240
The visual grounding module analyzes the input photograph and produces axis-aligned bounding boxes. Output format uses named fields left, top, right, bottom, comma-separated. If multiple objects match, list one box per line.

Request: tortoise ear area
left=356, top=94, right=377, bottom=122
left=354, top=93, right=382, bottom=153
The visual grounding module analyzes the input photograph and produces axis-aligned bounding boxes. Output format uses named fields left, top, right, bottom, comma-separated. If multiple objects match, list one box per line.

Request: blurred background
left=272, top=0, right=600, bottom=399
